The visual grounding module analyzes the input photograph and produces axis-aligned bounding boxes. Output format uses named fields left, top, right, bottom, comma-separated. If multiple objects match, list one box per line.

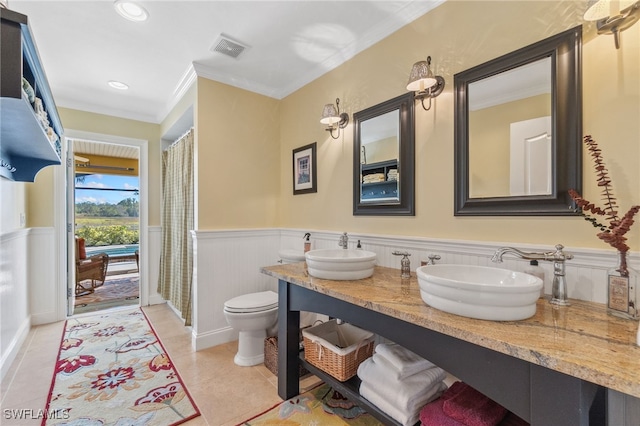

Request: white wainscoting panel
left=146, top=226, right=163, bottom=306
left=191, top=229, right=281, bottom=351
left=0, top=229, right=30, bottom=381
left=29, top=228, right=58, bottom=325
left=191, top=227, right=639, bottom=353
left=283, top=229, right=638, bottom=305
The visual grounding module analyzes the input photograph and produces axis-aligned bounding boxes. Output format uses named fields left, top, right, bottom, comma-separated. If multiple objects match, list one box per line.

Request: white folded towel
left=357, top=356, right=446, bottom=410
left=360, top=380, right=446, bottom=426
left=373, top=352, right=434, bottom=380
left=374, top=343, right=436, bottom=379
left=358, top=353, right=435, bottom=386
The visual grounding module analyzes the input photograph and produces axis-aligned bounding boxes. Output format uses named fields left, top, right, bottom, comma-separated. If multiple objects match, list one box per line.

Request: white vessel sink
left=278, top=249, right=306, bottom=263
left=416, top=264, right=543, bottom=321
left=305, top=249, right=377, bottom=280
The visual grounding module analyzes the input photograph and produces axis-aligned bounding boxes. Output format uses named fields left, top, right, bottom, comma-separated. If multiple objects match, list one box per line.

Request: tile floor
left=0, top=303, right=322, bottom=425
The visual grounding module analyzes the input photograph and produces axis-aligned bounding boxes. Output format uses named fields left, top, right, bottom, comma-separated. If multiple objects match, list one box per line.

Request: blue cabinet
left=1, top=8, right=62, bottom=182
left=360, top=159, right=398, bottom=201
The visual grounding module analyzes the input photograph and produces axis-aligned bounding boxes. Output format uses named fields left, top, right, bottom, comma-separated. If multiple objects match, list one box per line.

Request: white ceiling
left=10, top=0, right=444, bottom=125
left=73, top=139, right=139, bottom=159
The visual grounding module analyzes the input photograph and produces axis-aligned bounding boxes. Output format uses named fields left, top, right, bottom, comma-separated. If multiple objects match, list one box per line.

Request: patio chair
left=75, top=238, right=109, bottom=296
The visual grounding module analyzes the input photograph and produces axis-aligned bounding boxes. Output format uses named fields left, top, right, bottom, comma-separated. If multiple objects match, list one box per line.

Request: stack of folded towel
left=420, top=381, right=515, bottom=426
left=358, top=343, right=447, bottom=426
left=387, top=169, right=399, bottom=181
left=363, top=173, right=385, bottom=184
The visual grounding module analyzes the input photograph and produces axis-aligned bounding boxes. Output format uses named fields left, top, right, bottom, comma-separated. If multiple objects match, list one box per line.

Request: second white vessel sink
left=416, top=264, right=543, bottom=321
left=305, top=249, right=377, bottom=280
left=278, top=249, right=306, bottom=263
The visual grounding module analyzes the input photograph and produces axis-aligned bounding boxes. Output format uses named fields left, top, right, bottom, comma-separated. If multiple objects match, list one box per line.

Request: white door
left=509, top=116, right=552, bottom=196
left=61, top=130, right=149, bottom=318
left=66, top=137, right=76, bottom=316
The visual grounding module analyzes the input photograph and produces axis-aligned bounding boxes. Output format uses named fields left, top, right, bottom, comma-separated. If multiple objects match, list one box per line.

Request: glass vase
left=607, top=251, right=639, bottom=320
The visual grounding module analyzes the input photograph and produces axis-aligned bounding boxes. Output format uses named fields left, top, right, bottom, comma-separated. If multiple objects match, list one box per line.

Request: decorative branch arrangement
left=569, top=135, right=639, bottom=258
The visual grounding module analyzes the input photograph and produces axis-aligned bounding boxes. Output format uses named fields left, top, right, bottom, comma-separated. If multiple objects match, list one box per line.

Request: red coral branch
left=570, top=135, right=639, bottom=253
left=598, top=206, right=640, bottom=253
left=583, top=135, right=619, bottom=223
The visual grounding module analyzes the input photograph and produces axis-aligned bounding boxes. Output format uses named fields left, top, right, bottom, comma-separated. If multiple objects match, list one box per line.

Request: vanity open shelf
left=299, top=354, right=403, bottom=425
left=263, top=262, right=625, bottom=426
left=1, top=8, right=63, bottom=182
left=360, top=159, right=398, bottom=202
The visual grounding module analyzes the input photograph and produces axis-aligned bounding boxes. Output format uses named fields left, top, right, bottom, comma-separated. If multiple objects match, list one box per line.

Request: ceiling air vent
left=210, top=34, right=249, bottom=59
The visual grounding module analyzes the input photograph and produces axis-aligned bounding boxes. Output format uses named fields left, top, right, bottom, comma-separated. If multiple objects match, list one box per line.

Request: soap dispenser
left=303, top=233, right=311, bottom=253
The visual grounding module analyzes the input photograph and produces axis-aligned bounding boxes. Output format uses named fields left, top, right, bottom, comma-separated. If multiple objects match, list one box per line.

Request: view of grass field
left=75, top=175, right=140, bottom=247
left=75, top=216, right=139, bottom=227
left=75, top=219, right=139, bottom=246
left=75, top=206, right=139, bottom=247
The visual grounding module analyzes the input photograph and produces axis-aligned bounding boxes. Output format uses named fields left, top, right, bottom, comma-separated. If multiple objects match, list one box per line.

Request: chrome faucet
left=392, top=251, right=412, bottom=278
left=491, top=244, right=573, bottom=306
left=338, top=232, right=348, bottom=249
left=422, top=254, right=441, bottom=266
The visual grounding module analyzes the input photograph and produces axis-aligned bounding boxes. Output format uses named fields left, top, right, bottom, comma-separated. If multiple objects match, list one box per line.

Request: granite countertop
left=261, top=262, right=640, bottom=398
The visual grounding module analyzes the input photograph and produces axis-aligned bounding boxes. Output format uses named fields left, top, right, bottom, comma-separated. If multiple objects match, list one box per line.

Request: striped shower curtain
left=158, top=128, right=194, bottom=325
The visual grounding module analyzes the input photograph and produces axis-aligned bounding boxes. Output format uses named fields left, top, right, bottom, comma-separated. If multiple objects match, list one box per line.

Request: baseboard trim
left=0, top=316, right=31, bottom=382
left=30, top=311, right=58, bottom=326
left=192, top=326, right=237, bottom=351
left=148, top=294, right=165, bottom=306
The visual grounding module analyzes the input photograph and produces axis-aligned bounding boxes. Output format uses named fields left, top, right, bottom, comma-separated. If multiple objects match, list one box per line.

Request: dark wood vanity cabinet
left=1, top=8, right=62, bottom=182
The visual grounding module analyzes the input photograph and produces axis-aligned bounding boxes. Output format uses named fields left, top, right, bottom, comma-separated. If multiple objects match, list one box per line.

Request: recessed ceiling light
left=108, top=80, right=129, bottom=90
left=114, top=0, right=149, bottom=22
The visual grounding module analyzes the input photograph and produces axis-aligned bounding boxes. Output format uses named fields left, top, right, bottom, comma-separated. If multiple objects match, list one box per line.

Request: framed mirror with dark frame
left=454, top=26, right=582, bottom=216
left=353, top=92, right=415, bottom=216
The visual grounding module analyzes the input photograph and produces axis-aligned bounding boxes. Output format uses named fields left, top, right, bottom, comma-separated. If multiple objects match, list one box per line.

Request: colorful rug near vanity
left=43, top=308, right=200, bottom=426
left=238, top=382, right=383, bottom=425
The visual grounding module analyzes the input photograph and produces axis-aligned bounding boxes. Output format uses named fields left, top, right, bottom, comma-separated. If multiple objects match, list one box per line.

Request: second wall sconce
left=584, top=0, right=640, bottom=49
left=407, top=56, right=445, bottom=111
left=320, top=98, right=349, bottom=139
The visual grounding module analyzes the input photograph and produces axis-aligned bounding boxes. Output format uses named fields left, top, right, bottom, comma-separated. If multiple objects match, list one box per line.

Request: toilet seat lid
left=224, top=291, right=278, bottom=313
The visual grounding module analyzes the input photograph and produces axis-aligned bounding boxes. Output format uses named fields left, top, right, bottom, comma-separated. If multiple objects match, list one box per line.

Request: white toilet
left=224, top=290, right=278, bottom=366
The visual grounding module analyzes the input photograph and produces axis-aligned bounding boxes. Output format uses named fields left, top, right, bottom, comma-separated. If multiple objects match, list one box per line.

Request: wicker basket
left=263, top=336, right=309, bottom=377
left=302, top=320, right=374, bottom=381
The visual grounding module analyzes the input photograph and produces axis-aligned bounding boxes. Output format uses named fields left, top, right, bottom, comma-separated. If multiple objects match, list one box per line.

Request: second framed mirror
left=454, top=26, right=582, bottom=215
left=353, top=92, right=415, bottom=216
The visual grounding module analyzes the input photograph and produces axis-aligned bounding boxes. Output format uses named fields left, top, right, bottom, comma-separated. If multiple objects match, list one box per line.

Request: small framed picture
left=292, top=142, right=317, bottom=195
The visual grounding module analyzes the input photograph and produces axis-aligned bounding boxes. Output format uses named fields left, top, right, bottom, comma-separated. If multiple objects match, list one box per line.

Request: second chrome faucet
left=492, top=244, right=573, bottom=306
left=338, top=232, right=348, bottom=249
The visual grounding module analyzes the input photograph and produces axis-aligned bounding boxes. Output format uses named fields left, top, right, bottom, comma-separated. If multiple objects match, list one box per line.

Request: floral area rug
left=238, top=383, right=383, bottom=425
left=43, top=308, right=200, bottom=426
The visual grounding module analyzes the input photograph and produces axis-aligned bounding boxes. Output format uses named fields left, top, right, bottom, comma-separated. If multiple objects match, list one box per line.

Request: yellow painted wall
left=25, top=0, right=639, bottom=253
left=195, top=77, right=281, bottom=229
left=26, top=166, right=55, bottom=227
left=277, top=0, right=640, bottom=251
left=365, top=137, right=397, bottom=164
left=469, top=94, right=551, bottom=198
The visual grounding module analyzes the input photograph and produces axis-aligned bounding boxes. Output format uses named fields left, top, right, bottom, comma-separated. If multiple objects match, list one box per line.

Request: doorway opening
left=70, top=139, right=141, bottom=315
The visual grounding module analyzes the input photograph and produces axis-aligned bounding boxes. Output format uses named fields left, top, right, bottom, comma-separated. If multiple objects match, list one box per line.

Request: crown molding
left=56, top=97, right=158, bottom=124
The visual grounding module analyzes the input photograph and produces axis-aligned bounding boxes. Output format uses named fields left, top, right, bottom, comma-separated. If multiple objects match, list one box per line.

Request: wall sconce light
left=320, top=98, right=349, bottom=139
left=584, top=0, right=640, bottom=49
left=406, top=56, right=445, bottom=111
